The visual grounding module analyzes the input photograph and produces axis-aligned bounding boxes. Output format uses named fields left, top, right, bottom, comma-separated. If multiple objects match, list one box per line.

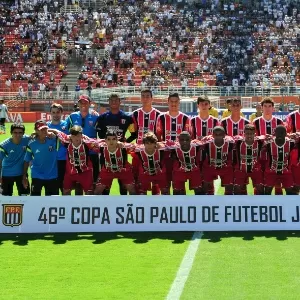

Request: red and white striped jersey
left=99, top=147, right=128, bottom=172
left=190, top=115, right=219, bottom=139
left=132, top=108, right=161, bottom=144
left=265, top=138, right=295, bottom=173
left=221, top=117, right=250, bottom=136
left=156, top=112, right=190, bottom=142
left=285, top=111, right=300, bottom=133
left=253, top=116, right=283, bottom=136
left=202, top=140, right=234, bottom=168
left=235, top=139, right=264, bottom=173
left=134, top=148, right=166, bottom=175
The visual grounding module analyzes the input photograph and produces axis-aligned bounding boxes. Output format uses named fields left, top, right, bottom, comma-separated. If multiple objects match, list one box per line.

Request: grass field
left=1, top=123, right=298, bottom=300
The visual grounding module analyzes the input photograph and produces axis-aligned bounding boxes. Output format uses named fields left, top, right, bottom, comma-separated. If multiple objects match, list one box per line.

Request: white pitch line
left=166, top=179, right=220, bottom=300
left=166, top=231, right=203, bottom=300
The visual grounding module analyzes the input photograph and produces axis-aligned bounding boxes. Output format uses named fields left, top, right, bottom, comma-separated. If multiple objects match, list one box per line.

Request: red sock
left=151, top=184, right=160, bottom=195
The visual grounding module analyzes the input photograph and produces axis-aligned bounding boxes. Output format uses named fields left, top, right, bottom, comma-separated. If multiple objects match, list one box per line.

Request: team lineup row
left=0, top=90, right=300, bottom=196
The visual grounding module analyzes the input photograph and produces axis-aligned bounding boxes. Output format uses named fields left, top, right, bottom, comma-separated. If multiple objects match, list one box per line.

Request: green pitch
left=1, top=123, right=298, bottom=299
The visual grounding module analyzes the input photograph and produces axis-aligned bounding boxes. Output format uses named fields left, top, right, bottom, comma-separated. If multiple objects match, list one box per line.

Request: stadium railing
left=0, top=86, right=299, bottom=101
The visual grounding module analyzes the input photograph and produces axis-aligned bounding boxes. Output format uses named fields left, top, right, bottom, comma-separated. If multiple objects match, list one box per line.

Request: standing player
left=169, top=131, right=203, bottom=195
left=23, top=120, right=59, bottom=196
left=0, top=100, right=9, bottom=134
left=132, top=132, right=169, bottom=195
left=94, top=130, right=136, bottom=195
left=233, top=124, right=265, bottom=195
left=252, top=97, right=284, bottom=195
left=264, top=125, right=297, bottom=195
left=221, top=98, right=249, bottom=136
left=65, top=95, right=99, bottom=192
left=202, top=126, right=235, bottom=195
left=222, top=98, right=244, bottom=118
left=0, top=123, right=30, bottom=196
left=47, top=103, right=69, bottom=194
left=95, top=93, right=135, bottom=195
left=191, top=96, right=219, bottom=195
left=130, top=89, right=161, bottom=194
left=191, top=96, right=219, bottom=139
left=156, top=93, right=190, bottom=192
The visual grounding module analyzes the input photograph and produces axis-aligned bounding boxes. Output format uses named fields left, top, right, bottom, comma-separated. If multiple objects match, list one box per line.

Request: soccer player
left=48, top=126, right=98, bottom=195
left=286, top=103, right=300, bottom=134
left=233, top=124, right=265, bottom=195
left=263, top=125, right=297, bottom=195
left=132, top=132, right=168, bottom=195
left=191, top=96, right=219, bottom=139
left=202, top=126, right=234, bottom=195
left=0, top=123, right=30, bottom=196
left=169, top=131, right=203, bottom=195
left=156, top=92, right=190, bottom=192
left=94, top=130, right=136, bottom=195
left=249, top=105, right=262, bottom=123
left=130, top=89, right=161, bottom=194
left=65, top=95, right=99, bottom=192
left=222, top=98, right=244, bottom=118
left=47, top=103, right=69, bottom=194
left=95, top=93, right=135, bottom=195
left=0, top=100, right=9, bottom=134
left=221, top=98, right=249, bottom=136
left=23, top=120, right=59, bottom=196
left=252, top=97, right=284, bottom=195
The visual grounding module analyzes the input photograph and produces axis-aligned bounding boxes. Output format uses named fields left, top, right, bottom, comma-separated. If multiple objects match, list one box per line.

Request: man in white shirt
left=0, top=100, right=8, bottom=134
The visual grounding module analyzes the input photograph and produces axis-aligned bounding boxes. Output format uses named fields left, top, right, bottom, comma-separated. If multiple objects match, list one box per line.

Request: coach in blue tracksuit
left=47, top=103, right=69, bottom=194
left=95, top=93, right=136, bottom=195
left=23, top=120, right=59, bottom=196
left=65, top=95, right=99, bottom=185
left=0, top=123, right=31, bottom=196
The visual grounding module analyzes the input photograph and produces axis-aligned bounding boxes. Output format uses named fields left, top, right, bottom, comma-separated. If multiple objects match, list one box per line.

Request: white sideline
left=166, top=179, right=220, bottom=300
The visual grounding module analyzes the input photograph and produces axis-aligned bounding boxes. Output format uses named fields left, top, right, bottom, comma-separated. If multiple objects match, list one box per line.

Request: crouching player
left=132, top=132, right=169, bottom=195
left=94, top=130, right=136, bottom=195
left=168, top=131, right=203, bottom=195
left=264, top=125, right=297, bottom=195
left=202, top=126, right=234, bottom=195
left=233, top=124, right=265, bottom=195
left=48, top=125, right=98, bottom=195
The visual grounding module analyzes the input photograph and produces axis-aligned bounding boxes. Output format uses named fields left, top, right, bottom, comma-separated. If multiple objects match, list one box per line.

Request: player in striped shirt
left=169, top=132, right=203, bottom=195
left=221, top=98, right=249, bottom=136
left=94, top=130, right=136, bottom=195
left=132, top=132, right=168, bottom=195
left=190, top=96, right=219, bottom=195
left=263, top=125, right=297, bottom=195
left=233, top=124, right=265, bottom=195
left=202, top=126, right=235, bottom=195
left=130, top=89, right=161, bottom=194
left=156, top=92, right=190, bottom=192
left=252, top=97, right=284, bottom=195
left=48, top=125, right=99, bottom=195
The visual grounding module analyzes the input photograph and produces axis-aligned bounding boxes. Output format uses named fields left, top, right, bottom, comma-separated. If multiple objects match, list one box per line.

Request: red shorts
left=173, top=168, right=202, bottom=190
left=139, top=172, right=168, bottom=192
left=234, top=169, right=264, bottom=186
left=203, top=166, right=234, bottom=185
left=292, top=165, right=300, bottom=186
left=97, top=168, right=134, bottom=188
left=64, top=169, right=93, bottom=192
left=264, top=170, right=294, bottom=188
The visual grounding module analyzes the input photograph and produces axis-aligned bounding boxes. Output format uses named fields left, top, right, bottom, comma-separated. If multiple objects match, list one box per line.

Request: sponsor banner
left=1, top=196, right=300, bottom=233
left=5, top=112, right=71, bottom=123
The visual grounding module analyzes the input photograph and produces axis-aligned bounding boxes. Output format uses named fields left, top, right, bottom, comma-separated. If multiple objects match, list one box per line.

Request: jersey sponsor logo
left=2, top=204, right=24, bottom=227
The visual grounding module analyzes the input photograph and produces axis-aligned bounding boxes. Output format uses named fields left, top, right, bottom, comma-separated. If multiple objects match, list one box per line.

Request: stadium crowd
left=1, top=92, right=300, bottom=197
left=0, top=0, right=299, bottom=95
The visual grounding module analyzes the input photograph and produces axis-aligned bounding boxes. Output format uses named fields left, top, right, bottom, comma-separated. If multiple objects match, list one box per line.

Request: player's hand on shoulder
left=47, top=132, right=56, bottom=139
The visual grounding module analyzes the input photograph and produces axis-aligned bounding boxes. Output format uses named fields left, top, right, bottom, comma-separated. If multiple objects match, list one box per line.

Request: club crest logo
left=2, top=204, right=24, bottom=227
